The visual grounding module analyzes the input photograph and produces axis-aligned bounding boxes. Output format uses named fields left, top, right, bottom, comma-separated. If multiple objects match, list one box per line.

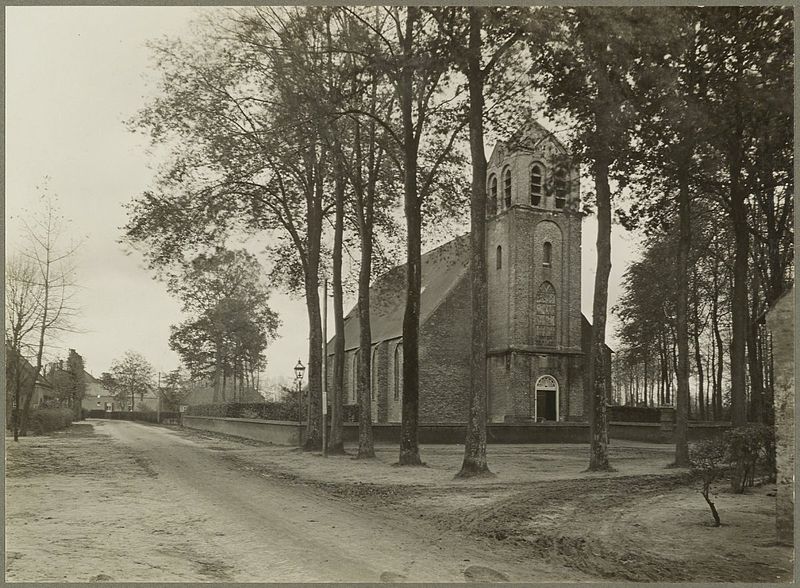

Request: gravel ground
left=5, top=421, right=583, bottom=583
left=6, top=420, right=793, bottom=583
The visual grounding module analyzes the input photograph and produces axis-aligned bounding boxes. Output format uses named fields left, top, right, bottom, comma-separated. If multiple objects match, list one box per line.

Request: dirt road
left=6, top=420, right=584, bottom=583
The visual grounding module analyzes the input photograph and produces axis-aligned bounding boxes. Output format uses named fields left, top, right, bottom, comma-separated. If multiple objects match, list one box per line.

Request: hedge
left=187, top=402, right=299, bottom=421
left=103, top=411, right=180, bottom=423
left=85, top=410, right=180, bottom=423
left=27, top=408, right=73, bottom=435
left=184, top=402, right=365, bottom=423
left=608, top=405, right=663, bottom=423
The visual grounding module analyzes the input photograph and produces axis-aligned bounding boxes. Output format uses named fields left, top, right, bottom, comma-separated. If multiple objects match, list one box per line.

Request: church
left=326, top=120, right=602, bottom=424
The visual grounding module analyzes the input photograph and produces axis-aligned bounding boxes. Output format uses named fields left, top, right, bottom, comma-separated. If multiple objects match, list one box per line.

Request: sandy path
left=6, top=420, right=585, bottom=583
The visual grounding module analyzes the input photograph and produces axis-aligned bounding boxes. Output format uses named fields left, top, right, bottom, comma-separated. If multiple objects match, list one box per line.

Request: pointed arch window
left=488, top=175, right=498, bottom=216
left=394, top=343, right=403, bottom=401
left=554, top=167, right=567, bottom=209
left=351, top=349, right=360, bottom=404
left=496, top=245, right=502, bottom=270
left=535, top=282, right=557, bottom=347
left=543, top=241, right=552, bottom=266
left=370, top=347, right=380, bottom=402
left=530, top=164, right=543, bottom=206
left=503, top=168, right=512, bottom=208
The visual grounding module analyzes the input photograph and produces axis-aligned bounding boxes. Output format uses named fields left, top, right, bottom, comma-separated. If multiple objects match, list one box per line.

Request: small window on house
left=503, top=168, right=512, bottom=208
left=394, top=344, right=403, bottom=401
left=543, top=241, right=552, bottom=266
left=488, top=176, right=498, bottom=215
left=530, top=164, right=543, bottom=206
left=554, top=167, right=567, bottom=209
left=496, top=245, right=502, bottom=270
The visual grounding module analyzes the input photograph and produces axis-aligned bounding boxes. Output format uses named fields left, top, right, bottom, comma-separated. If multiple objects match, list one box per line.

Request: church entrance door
left=534, top=375, right=559, bottom=422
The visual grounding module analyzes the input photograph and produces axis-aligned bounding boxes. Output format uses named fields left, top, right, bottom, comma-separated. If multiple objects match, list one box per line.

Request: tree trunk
left=728, top=109, right=748, bottom=427
left=588, top=153, right=613, bottom=472
left=692, top=270, right=705, bottom=421
left=702, top=484, right=721, bottom=527
left=458, top=7, right=492, bottom=478
left=746, top=271, right=764, bottom=423
left=11, top=356, right=23, bottom=441
left=711, top=267, right=725, bottom=420
left=398, top=7, right=424, bottom=466
left=329, top=171, right=346, bottom=455
left=213, top=341, right=223, bottom=404
left=674, top=163, right=691, bottom=467
left=356, top=126, right=376, bottom=459
left=21, top=263, right=51, bottom=435
left=304, top=270, right=324, bottom=451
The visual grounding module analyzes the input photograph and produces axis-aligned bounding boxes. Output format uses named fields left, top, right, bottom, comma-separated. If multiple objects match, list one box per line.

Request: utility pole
left=157, top=371, right=161, bottom=424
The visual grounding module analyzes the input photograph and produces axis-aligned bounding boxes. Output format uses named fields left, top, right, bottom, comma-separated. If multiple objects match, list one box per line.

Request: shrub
left=96, top=411, right=179, bottom=423
left=690, top=424, right=776, bottom=526
left=27, top=408, right=73, bottom=435
left=725, top=424, right=774, bottom=493
left=608, top=405, right=662, bottom=423
left=690, top=437, right=729, bottom=526
left=186, top=402, right=300, bottom=422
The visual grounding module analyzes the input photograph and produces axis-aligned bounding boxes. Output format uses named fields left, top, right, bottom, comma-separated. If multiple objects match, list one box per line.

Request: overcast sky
left=5, top=6, right=639, bottom=383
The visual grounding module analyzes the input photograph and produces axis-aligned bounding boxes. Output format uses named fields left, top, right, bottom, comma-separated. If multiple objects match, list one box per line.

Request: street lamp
left=294, top=359, right=306, bottom=383
left=294, top=359, right=305, bottom=421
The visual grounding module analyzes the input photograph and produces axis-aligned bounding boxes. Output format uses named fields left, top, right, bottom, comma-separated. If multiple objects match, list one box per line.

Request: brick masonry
left=418, top=273, right=472, bottom=423
left=325, top=121, right=597, bottom=425
left=766, top=285, right=794, bottom=546
left=485, top=123, right=585, bottom=423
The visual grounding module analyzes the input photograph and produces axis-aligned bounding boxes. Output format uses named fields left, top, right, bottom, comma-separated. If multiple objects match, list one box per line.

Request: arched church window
left=503, top=168, right=512, bottom=208
left=371, top=347, right=377, bottom=401
left=351, top=350, right=360, bottom=404
left=394, top=344, right=403, bottom=401
left=535, top=282, right=557, bottom=347
left=554, top=167, right=567, bottom=209
left=543, top=241, right=552, bottom=266
left=530, top=164, right=543, bottom=206
left=488, top=175, right=497, bottom=215
left=496, top=245, right=502, bottom=270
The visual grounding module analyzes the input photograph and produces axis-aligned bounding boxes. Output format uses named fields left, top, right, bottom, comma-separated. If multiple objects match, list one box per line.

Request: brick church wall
left=488, top=355, right=510, bottom=422
left=372, top=342, right=389, bottom=423
left=419, top=275, right=472, bottom=423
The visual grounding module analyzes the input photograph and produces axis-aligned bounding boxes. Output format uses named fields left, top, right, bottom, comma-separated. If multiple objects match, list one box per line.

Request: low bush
left=726, top=424, right=774, bottom=493
left=607, top=405, right=662, bottom=423
left=93, top=411, right=180, bottom=423
left=27, top=408, right=73, bottom=435
left=187, top=402, right=300, bottom=422
left=690, top=423, right=775, bottom=526
left=690, top=437, right=729, bottom=526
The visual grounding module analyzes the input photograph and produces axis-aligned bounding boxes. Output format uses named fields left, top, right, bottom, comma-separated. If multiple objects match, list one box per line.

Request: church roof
left=328, top=233, right=471, bottom=353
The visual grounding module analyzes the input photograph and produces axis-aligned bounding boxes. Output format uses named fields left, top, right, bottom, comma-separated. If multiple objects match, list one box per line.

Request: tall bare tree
left=12, top=190, right=81, bottom=436
left=5, top=254, right=43, bottom=441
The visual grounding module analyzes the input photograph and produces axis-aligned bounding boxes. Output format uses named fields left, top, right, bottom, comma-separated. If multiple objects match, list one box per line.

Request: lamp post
left=294, top=359, right=305, bottom=426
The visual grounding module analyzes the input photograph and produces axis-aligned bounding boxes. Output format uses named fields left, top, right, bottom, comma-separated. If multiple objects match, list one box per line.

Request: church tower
left=485, top=121, right=585, bottom=422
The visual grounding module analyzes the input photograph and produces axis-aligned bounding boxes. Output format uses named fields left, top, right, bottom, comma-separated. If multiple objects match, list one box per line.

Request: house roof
left=5, top=344, right=53, bottom=389
left=84, top=370, right=102, bottom=384
left=328, top=233, right=472, bottom=353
